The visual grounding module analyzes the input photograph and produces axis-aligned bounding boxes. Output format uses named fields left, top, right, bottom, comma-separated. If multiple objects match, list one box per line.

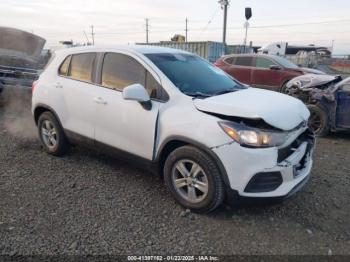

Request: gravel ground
left=0, top=88, right=349, bottom=256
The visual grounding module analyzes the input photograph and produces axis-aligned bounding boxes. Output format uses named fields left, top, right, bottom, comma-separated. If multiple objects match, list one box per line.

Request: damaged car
left=286, top=74, right=350, bottom=136
left=0, top=27, right=47, bottom=95
left=32, top=46, right=315, bottom=213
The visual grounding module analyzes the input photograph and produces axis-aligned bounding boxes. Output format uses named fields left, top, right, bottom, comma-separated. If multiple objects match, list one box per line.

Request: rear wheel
left=38, top=112, right=69, bottom=156
left=164, top=146, right=225, bottom=213
left=307, top=104, right=330, bottom=136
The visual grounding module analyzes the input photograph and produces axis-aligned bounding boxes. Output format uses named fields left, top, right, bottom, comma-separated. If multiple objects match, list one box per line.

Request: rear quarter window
left=58, top=55, right=71, bottom=76
left=224, top=57, right=235, bottom=65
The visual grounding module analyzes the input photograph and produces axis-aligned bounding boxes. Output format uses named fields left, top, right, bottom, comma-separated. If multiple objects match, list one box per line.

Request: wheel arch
left=33, top=104, right=62, bottom=127
left=280, top=78, right=292, bottom=92
left=155, top=136, right=231, bottom=189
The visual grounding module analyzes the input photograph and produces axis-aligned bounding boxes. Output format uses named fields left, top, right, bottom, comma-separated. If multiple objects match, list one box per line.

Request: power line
left=86, top=18, right=350, bottom=38
left=198, top=6, right=221, bottom=35
left=83, top=30, right=90, bottom=44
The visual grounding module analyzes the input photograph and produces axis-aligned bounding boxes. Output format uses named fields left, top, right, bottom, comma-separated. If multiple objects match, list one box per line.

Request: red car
left=214, top=54, right=324, bottom=92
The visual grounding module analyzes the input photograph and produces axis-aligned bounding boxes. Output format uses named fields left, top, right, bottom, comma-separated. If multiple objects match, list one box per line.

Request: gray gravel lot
left=0, top=88, right=349, bottom=256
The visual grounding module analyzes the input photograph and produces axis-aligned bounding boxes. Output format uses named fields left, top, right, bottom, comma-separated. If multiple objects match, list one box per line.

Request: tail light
left=32, top=80, right=38, bottom=93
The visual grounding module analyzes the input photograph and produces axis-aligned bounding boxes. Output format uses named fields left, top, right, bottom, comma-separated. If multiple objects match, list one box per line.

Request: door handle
left=55, top=82, right=63, bottom=89
left=93, top=97, right=107, bottom=105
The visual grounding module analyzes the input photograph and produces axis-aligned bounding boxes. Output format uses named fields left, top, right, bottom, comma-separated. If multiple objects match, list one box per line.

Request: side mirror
left=122, top=84, right=152, bottom=110
left=269, top=65, right=282, bottom=70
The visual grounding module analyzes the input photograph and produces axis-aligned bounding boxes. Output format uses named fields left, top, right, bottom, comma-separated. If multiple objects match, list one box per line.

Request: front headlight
left=219, top=121, right=290, bottom=148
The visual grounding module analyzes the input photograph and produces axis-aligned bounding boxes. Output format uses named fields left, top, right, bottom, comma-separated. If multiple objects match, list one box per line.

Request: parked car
left=286, top=74, right=350, bottom=136
left=214, top=54, right=324, bottom=93
left=32, top=46, right=315, bottom=213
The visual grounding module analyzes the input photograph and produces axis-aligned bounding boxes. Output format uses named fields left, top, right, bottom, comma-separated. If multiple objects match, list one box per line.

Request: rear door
left=53, top=52, right=96, bottom=139
left=336, top=84, right=350, bottom=128
left=251, top=57, right=282, bottom=91
left=93, top=52, right=162, bottom=160
left=225, top=56, right=253, bottom=85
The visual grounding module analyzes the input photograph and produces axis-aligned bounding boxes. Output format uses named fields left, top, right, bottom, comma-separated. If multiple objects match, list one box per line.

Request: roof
left=223, top=53, right=277, bottom=59
left=54, top=44, right=191, bottom=56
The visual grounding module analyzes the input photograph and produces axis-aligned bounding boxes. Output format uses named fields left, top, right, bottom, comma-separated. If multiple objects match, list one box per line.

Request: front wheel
left=280, top=81, right=292, bottom=94
left=164, top=146, right=225, bottom=213
left=307, top=104, right=330, bottom=136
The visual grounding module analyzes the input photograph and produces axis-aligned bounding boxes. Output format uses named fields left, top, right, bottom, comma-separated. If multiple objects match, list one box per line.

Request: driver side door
left=336, top=83, right=350, bottom=128
left=251, top=57, right=282, bottom=91
left=93, top=52, right=164, bottom=160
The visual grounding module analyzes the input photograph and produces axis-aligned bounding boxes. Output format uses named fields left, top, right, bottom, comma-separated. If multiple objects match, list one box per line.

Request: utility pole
left=185, top=18, right=188, bottom=42
left=91, top=25, right=95, bottom=45
left=219, top=0, right=229, bottom=46
left=146, top=18, right=149, bottom=43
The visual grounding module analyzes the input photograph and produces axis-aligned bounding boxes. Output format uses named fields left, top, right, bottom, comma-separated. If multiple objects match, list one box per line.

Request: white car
left=32, top=45, right=315, bottom=213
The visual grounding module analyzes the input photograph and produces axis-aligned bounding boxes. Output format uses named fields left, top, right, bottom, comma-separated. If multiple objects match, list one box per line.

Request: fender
left=33, top=103, right=63, bottom=128
left=156, top=136, right=232, bottom=189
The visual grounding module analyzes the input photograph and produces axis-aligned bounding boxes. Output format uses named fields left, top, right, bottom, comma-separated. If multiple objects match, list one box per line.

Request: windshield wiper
left=213, top=88, right=238, bottom=96
left=183, top=91, right=212, bottom=98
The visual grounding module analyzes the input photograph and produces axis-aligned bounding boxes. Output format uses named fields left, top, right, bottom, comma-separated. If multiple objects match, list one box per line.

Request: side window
left=69, top=53, right=95, bottom=82
left=145, top=72, right=162, bottom=99
left=58, top=55, right=71, bottom=76
left=101, top=53, right=146, bottom=91
left=234, top=57, right=253, bottom=67
left=256, top=57, right=276, bottom=69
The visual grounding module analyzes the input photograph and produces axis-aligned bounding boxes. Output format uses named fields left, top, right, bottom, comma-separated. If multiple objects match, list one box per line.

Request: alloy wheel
left=41, top=120, right=58, bottom=149
left=171, top=159, right=209, bottom=204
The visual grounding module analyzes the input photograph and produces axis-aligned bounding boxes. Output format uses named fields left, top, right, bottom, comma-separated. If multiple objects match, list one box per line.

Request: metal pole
left=91, top=25, right=95, bottom=45
left=146, top=18, right=149, bottom=43
left=185, top=18, right=188, bottom=42
left=222, top=2, right=228, bottom=45
left=243, top=21, right=249, bottom=53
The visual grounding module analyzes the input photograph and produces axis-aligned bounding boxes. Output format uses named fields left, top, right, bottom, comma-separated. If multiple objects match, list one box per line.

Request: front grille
left=244, top=172, right=283, bottom=193
left=277, top=129, right=314, bottom=163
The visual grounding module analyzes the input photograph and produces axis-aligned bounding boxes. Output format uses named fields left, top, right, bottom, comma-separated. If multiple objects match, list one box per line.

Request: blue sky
left=0, top=0, right=349, bottom=54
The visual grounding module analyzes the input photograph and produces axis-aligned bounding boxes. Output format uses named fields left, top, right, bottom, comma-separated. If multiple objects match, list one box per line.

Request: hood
left=286, top=74, right=342, bottom=89
left=293, top=67, right=325, bottom=75
left=0, top=27, right=46, bottom=62
left=193, top=88, right=310, bottom=131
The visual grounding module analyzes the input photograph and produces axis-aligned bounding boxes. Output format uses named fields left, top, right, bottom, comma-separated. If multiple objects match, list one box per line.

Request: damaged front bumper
left=212, top=128, right=315, bottom=199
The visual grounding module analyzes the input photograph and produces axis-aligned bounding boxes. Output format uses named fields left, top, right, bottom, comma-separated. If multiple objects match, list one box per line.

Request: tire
left=38, top=111, right=69, bottom=156
left=280, top=81, right=291, bottom=94
left=164, top=146, right=225, bottom=213
left=307, top=104, right=330, bottom=137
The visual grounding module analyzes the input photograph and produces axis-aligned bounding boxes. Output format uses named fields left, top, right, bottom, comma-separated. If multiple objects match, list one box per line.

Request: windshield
left=272, top=55, right=298, bottom=69
left=145, top=53, right=245, bottom=97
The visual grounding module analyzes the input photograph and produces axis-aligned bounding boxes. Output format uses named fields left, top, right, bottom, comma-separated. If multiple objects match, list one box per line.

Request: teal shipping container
left=137, top=41, right=226, bottom=63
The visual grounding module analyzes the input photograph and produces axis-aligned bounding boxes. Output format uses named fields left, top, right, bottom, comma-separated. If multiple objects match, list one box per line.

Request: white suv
left=32, top=46, right=315, bottom=213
